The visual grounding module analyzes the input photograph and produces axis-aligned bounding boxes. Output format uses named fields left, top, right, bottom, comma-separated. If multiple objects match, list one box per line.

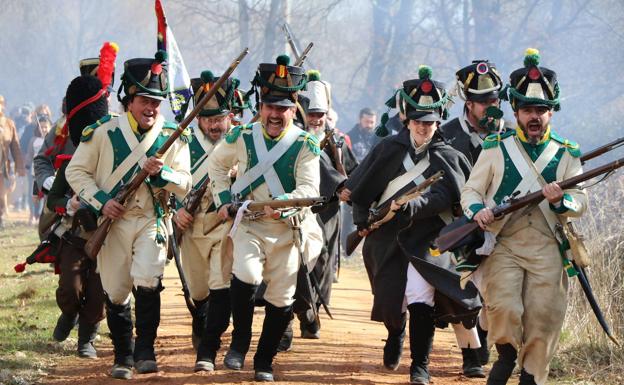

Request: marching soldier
left=35, top=44, right=118, bottom=239
left=208, top=54, right=323, bottom=382
left=347, top=66, right=478, bottom=385
left=35, top=55, right=113, bottom=195
left=440, top=60, right=510, bottom=164
left=439, top=59, right=511, bottom=371
left=172, top=70, right=239, bottom=372
left=461, top=49, right=587, bottom=385
left=48, top=75, right=108, bottom=358
left=0, top=94, right=26, bottom=227
left=66, top=51, right=192, bottom=379
left=292, top=70, right=357, bottom=340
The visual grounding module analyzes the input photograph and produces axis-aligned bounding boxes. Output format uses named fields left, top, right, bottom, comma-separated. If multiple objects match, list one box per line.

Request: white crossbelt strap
left=190, top=132, right=217, bottom=186
left=503, top=135, right=560, bottom=198
left=230, top=123, right=301, bottom=197
left=377, top=152, right=430, bottom=207
left=101, top=113, right=163, bottom=193
left=511, top=137, right=567, bottom=238
left=459, top=114, right=483, bottom=148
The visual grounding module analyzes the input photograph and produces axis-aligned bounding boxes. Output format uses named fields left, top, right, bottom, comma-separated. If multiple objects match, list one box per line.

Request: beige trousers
left=180, top=211, right=229, bottom=301
left=481, top=208, right=568, bottom=385
left=97, top=211, right=167, bottom=304
left=230, top=217, right=299, bottom=307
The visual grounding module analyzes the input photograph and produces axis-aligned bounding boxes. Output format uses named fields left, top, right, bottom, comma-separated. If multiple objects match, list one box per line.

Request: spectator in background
left=26, top=115, right=51, bottom=224
left=347, top=107, right=378, bottom=162
left=17, top=104, right=52, bottom=211
left=12, top=105, right=32, bottom=138
left=341, top=108, right=378, bottom=256
left=0, top=95, right=26, bottom=227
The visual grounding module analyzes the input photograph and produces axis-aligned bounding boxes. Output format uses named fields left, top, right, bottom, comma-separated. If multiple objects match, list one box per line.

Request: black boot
left=461, top=348, right=485, bottom=378
left=106, top=298, right=134, bottom=379
left=477, top=322, right=490, bottom=365
left=486, top=343, right=517, bottom=385
left=298, top=307, right=320, bottom=339
left=195, top=288, right=231, bottom=371
left=191, top=296, right=209, bottom=351
left=224, top=276, right=257, bottom=370
left=77, top=320, right=99, bottom=359
left=519, top=368, right=537, bottom=385
left=277, top=319, right=294, bottom=352
left=383, top=313, right=406, bottom=370
left=408, top=303, right=435, bottom=385
left=253, top=303, right=293, bottom=382
left=53, top=312, right=78, bottom=342
left=133, top=286, right=161, bottom=374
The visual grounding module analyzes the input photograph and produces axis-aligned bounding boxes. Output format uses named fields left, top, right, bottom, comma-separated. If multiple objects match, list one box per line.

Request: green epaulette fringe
left=80, top=114, right=114, bottom=142
left=302, top=132, right=321, bottom=155
left=225, top=123, right=253, bottom=144
left=482, top=130, right=515, bottom=149
left=550, top=131, right=581, bottom=157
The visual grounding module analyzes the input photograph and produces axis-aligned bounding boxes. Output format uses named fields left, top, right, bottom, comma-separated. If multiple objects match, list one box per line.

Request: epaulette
left=162, top=121, right=191, bottom=143
left=482, top=130, right=515, bottom=150
left=225, top=123, right=253, bottom=144
left=301, top=132, right=321, bottom=155
left=550, top=131, right=581, bottom=157
left=80, top=114, right=114, bottom=142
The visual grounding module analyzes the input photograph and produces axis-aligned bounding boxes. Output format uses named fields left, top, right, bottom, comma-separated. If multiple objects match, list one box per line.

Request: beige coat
left=66, top=112, right=192, bottom=303
left=461, top=129, right=587, bottom=385
left=207, top=121, right=323, bottom=307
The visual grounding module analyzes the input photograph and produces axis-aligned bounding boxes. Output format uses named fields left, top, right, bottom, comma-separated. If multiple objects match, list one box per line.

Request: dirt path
left=42, top=262, right=489, bottom=385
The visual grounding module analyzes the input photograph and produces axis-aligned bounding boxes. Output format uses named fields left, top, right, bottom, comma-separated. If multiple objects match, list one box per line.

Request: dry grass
left=551, top=176, right=624, bottom=384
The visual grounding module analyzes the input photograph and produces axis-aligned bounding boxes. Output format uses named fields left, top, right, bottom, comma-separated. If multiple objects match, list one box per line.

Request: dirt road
left=42, top=262, right=488, bottom=385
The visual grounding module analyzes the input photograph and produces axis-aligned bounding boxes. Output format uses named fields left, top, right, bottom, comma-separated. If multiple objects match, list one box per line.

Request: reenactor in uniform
left=439, top=60, right=511, bottom=371
left=290, top=70, right=358, bottom=341
left=440, top=60, right=510, bottom=164
left=66, top=51, right=192, bottom=379
left=347, top=66, right=478, bottom=385
left=48, top=75, right=108, bottom=358
left=171, top=70, right=239, bottom=372
left=461, top=49, right=587, bottom=385
left=0, top=94, right=26, bottom=227
left=35, top=47, right=118, bottom=238
left=208, top=55, right=323, bottom=382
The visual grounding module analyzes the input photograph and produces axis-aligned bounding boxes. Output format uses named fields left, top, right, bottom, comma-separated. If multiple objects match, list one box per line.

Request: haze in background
left=1, top=0, right=622, bottom=154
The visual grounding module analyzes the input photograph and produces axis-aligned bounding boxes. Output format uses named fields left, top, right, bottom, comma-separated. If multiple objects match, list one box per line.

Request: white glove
left=43, top=176, right=55, bottom=192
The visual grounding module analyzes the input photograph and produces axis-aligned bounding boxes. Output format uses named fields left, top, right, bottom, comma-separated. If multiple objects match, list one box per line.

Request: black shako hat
left=502, top=48, right=560, bottom=111
left=251, top=54, right=307, bottom=107
left=191, top=70, right=241, bottom=117
left=375, top=65, right=451, bottom=137
left=455, top=60, right=503, bottom=102
left=118, top=50, right=169, bottom=102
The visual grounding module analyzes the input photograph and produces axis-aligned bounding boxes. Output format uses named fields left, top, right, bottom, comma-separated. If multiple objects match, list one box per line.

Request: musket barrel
left=436, top=156, right=624, bottom=253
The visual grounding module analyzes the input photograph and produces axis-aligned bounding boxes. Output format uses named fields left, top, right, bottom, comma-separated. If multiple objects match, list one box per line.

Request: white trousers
left=405, top=262, right=480, bottom=348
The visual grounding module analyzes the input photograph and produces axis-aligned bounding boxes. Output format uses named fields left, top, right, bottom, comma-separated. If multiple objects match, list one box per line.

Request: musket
left=580, top=137, right=624, bottom=165
left=345, top=170, right=445, bottom=256
left=84, top=48, right=249, bottom=260
left=320, top=127, right=347, bottom=176
left=172, top=175, right=211, bottom=248
left=572, top=260, right=619, bottom=345
left=168, top=211, right=196, bottom=315
left=227, top=195, right=327, bottom=218
left=435, top=156, right=624, bottom=253
left=247, top=42, right=314, bottom=125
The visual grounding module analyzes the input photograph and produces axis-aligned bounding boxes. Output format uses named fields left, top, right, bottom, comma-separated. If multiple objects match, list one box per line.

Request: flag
left=155, top=0, right=193, bottom=120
